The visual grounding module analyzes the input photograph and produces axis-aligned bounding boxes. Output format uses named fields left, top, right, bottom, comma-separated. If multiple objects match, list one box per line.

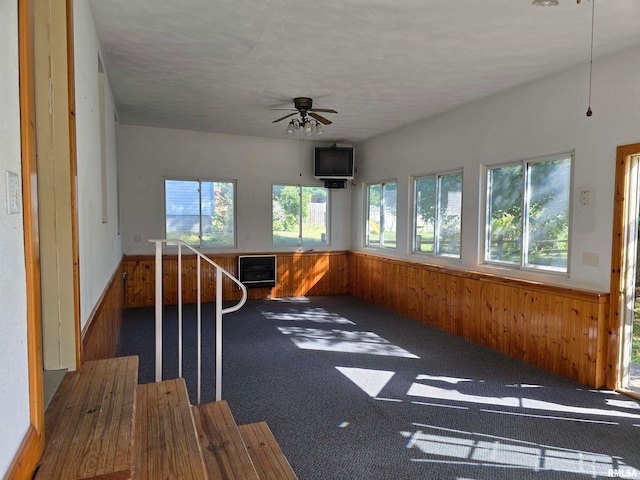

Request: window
left=484, top=154, right=572, bottom=272
left=272, top=185, right=328, bottom=245
left=366, top=180, right=397, bottom=248
left=412, top=171, right=463, bottom=257
left=164, top=179, right=235, bottom=247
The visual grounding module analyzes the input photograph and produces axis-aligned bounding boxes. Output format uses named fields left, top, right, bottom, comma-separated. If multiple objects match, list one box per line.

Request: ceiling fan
left=272, top=97, right=337, bottom=136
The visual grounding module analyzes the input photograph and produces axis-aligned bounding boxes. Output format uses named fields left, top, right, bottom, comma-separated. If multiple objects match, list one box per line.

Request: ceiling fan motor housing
left=294, top=97, right=313, bottom=111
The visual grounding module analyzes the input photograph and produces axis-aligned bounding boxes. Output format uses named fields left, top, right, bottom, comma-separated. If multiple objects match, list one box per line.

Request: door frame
left=5, top=0, right=46, bottom=478
left=5, top=0, right=81, bottom=477
left=609, top=143, right=640, bottom=395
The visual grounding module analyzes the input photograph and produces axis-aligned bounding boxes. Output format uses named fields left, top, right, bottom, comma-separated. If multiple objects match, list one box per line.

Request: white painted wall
left=75, top=0, right=122, bottom=328
left=0, top=1, right=30, bottom=475
left=118, top=126, right=352, bottom=255
left=353, top=45, right=640, bottom=292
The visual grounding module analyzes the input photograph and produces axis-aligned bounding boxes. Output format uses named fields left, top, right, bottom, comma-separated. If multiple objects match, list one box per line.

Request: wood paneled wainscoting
left=81, top=261, right=125, bottom=362
left=348, top=251, right=611, bottom=388
left=123, top=251, right=349, bottom=308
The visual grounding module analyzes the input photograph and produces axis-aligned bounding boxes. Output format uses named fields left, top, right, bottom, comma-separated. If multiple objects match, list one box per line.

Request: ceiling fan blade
left=310, top=108, right=338, bottom=114
left=309, top=112, right=332, bottom=125
left=270, top=108, right=297, bottom=111
left=272, top=112, right=298, bottom=123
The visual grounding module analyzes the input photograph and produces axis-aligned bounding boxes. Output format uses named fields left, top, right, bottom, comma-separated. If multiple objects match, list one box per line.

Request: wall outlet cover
left=582, top=252, right=599, bottom=267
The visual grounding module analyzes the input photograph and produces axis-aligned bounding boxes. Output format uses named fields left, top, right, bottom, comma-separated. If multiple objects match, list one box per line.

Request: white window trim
left=163, top=176, right=237, bottom=249
left=480, top=152, right=574, bottom=275
left=365, top=179, right=398, bottom=250
left=271, top=184, right=330, bottom=247
left=410, top=169, right=463, bottom=258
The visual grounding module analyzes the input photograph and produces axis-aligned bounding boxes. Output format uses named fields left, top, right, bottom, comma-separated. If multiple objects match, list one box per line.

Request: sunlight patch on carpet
left=407, top=381, right=640, bottom=420
left=402, top=424, right=640, bottom=478
left=276, top=327, right=420, bottom=358
left=336, top=367, right=395, bottom=397
left=261, top=307, right=355, bottom=325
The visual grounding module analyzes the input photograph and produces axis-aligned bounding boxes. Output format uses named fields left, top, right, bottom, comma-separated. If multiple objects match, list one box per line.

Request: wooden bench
left=133, top=378, right=208, bottom=480
left=35, top=356, right=139, bottom=480
left=239, top=422, right=298, bottom=480
left=192, top=400, right=259, bottom=479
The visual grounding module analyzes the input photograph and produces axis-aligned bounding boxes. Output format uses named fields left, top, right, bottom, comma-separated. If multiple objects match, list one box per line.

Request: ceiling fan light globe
left=303, top=120, right=313, bottom=135
left=286, top=120, right=295, bottom=134
left=315, top=123, right=324, bottom=135
left=532, top=0, right=559, bottom=5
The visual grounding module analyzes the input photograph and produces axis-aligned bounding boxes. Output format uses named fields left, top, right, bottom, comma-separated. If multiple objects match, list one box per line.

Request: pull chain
left=586, top=0, right=595, bottom=116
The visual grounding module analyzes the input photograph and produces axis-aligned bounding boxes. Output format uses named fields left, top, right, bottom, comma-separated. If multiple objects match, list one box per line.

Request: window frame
left=163, top=177, right=237, bottom=249
left=365, top=179, right=398, bottom=249
left=411, top=169, right=463, bottom=258
left=271, top=184, right=330, bottom=247
left=481, top=152, right=574, bottom=274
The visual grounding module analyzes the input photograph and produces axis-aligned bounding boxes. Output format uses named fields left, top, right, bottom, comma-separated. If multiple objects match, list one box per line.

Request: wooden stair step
left=192, top=400, right=259, bottom=480
left=239, top=422, right=298, bottom=480
left=35, top=356, right=139, bottom=480
left=133, top=378, right=208, bottom=480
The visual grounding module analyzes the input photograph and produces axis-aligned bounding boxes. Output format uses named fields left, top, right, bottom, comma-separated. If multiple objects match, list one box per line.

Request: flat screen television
left=314, top=147, right=355, bottom=180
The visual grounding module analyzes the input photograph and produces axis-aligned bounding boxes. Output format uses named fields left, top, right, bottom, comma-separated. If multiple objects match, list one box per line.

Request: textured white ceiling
left=88, top=0, right=640, bottom=143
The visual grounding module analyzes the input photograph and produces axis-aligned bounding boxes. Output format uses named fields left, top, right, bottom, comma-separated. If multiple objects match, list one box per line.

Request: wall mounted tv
left=314, top=147, right=355, bottom=180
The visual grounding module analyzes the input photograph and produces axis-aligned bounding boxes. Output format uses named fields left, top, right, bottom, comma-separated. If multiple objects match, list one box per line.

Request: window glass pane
left=382, top=181, right=397, bottom=249
left=436, top=172, right=462, bottom=257
left=165, top=179, right=201, bottom=245
left=273, top=185, right=301, bottom=244
left=525, top=158, right=571, bottom=270
left=301, top=187, right=328, bottom=244
left=486, top=165, right=523, bottom=264
left=367, top=184, right=381, bottom=247
left=202, top=181, right=235, bottom=246
left=414, top=177, right=436, bottom=253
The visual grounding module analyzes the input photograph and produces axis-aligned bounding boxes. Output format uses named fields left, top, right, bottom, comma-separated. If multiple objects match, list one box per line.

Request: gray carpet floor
left=117, top=294, right=640, bottom=480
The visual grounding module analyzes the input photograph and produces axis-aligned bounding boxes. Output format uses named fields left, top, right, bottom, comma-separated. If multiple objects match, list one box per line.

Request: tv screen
left=314, top=147, right=355, bottom=179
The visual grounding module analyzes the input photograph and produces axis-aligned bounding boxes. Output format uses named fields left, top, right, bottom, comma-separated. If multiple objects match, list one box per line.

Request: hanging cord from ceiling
left=299, top=132, right=303, bottom=177
left=586, top=0, right=595, bottom=116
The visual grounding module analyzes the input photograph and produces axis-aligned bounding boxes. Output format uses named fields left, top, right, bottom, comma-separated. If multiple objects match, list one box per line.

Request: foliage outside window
left=484, top=155, right=572, bottom=272
left=413, top=171, right=463, bottom=257
left=366, top=181, right=397, bottom=249
left=165, top=179, right=235, bottom=247
left=272, top=185, right=328, bottom=245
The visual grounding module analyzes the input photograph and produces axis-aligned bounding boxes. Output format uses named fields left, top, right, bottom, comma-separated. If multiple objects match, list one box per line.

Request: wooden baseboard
left=81, top=260, right=125, bottom=362
left=3, top=425, right=43, bottom=480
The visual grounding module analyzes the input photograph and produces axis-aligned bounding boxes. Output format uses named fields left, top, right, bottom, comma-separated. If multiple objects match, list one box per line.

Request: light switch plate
left=6, top=171, right=20, bottom=215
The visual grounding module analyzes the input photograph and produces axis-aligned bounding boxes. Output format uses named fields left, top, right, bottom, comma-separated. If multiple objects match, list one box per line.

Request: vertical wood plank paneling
left=347, top=251, right=610, bottom=388
left=82, top=261, right=125, bottom=362
left=123, top=251, right=349, bottom=308
left=406, top=262, right=419, bottom=320
left=595, top=301, right=609, bottom=387
left=460, top=279, right=476, bottom=342
left=521, top=290, right=535, bottom=365
left=122, top=249, right=609, bottom=387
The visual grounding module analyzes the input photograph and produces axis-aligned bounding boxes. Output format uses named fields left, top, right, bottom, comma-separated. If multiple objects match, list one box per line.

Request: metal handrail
left=149, top=239, right=248, bottom=403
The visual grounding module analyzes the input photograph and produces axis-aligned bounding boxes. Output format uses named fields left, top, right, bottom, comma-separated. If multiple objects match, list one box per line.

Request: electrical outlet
left=6, top=171, right=20, bottom=214
left=582, top=252, right=599, bottom=266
